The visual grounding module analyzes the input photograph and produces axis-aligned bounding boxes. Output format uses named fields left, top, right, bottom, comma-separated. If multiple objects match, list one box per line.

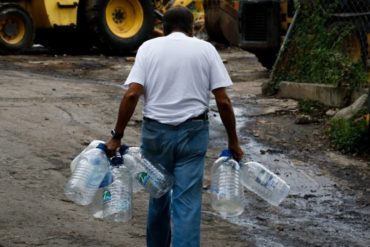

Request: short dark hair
left=163, top=6, right=194, bottom=35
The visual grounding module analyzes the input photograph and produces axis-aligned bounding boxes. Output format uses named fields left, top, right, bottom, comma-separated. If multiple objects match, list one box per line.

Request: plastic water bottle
left=70, top=140, right=104, bottom=173
left=210, top=150, right=245, bottom=217
left=121, top=147, right=144, bottom=193
left=64, top=143, right=110, bottom=206
left=103, top=164, right=133, bottom=222
left=88, top=172, right=113, bottom=219
left=241, top=161, right=290, bottom=206
left=124, top=147, right=174, bottom=198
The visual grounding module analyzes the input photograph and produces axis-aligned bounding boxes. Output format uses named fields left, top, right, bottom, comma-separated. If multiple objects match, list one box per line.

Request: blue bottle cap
left=219, top=149, right=233, bottom=158
left=110, top=156, right=123, bottom=167
left=96, top=143, right=107, bottom=152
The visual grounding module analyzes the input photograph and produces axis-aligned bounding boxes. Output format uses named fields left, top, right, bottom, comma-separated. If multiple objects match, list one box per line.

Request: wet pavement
left=0, top=47, right=369, bottom=246
left=207, top=98, right=370, bottom=247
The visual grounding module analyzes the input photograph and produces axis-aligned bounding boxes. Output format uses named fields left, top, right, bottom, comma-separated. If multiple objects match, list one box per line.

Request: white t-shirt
left=125, top=32, right=232, bottom=125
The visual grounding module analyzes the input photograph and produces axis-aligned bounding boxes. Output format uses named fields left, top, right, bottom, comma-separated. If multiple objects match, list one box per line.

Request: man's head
left=163, top=6, right=194, bottom=36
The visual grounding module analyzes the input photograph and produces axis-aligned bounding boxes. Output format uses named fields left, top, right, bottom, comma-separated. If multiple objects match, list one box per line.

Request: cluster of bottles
left=210, top=149, right=290, bottom=217
left=64, top=140, right=174, bottom=222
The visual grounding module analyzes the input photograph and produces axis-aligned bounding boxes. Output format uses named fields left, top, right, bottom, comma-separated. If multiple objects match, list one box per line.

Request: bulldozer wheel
left=0, top=4, right=34, bottom=54
left=85, top=0, right=154, bottom=55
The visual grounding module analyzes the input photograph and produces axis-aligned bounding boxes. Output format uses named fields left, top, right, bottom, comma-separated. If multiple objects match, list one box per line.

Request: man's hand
left=229, top=143, right=244, bottom=162
left=106, top=138, right=121, bottom=157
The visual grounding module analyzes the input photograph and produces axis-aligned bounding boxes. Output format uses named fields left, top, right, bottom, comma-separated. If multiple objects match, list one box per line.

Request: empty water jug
left=241, top=161, right=290, bottom=206
left=64, top=143, right=110, bottom=206
left=121, top=146, right=144, bottom=193
left=123, top=146, right=174, bottom=198
left=103, top=164, right=132, bottom=222
left=70, top=140, right=105, bottom=173
left=89, top=171, right=113, bottom=219
left=210, top=149, right=245, bottom=217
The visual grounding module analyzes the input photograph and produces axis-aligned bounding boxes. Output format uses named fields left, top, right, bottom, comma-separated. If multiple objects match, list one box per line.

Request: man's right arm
left=212, top=87, right=244, bottom=161
left=106, top=83, right=143, bottom=157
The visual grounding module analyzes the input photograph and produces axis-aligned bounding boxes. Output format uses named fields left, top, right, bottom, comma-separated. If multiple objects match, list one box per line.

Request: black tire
left=0, top=4, right=34, bottom=54
left=85, top=0, right=154, bottom=55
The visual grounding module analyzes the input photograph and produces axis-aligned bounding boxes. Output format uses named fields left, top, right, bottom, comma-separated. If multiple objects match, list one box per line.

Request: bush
left=327, top=117, right=369, bottom=153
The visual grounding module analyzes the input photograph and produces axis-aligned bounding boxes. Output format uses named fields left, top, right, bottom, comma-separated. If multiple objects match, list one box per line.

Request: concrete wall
left=276, top=81, right=367, bottom=107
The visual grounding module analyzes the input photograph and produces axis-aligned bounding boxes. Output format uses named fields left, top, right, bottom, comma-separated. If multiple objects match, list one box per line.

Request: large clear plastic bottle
left=70, top=140, right=105, bottom=173
left=103, top=164, right=132, bottom=222
left=210, top=150, right=245, bottom=217
left=124, top=147, right=174, bottom=198
left=64, top=143, right=110, bottom=206
left=88, top=172, right=113, bottom=219
left=241, top=161, right=290, bottom=206
left=121, top=147, right=144, bottom=193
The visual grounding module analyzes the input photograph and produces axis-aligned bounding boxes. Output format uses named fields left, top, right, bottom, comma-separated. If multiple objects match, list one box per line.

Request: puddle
left=208, top=100, right=369, bottom=246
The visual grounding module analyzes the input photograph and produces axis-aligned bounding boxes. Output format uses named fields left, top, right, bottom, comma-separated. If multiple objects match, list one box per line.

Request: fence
left=273, top=0, right=370, bottom=88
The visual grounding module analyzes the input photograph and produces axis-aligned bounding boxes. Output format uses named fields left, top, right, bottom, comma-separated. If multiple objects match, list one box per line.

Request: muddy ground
left=0, top=46, right=369, bottom=247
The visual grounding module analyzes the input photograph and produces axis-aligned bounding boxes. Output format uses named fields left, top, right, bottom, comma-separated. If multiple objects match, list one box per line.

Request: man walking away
left=106, top=6, right=243, bottom=247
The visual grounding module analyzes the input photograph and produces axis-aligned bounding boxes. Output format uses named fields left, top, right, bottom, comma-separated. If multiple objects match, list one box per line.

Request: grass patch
left=298, top=100, right=325, bottom=114
left=327, top=111, right=369, bottom=154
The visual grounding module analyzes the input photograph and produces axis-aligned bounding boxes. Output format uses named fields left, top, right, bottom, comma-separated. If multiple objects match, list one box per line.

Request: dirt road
left=0, top=47, right=369, bottom=247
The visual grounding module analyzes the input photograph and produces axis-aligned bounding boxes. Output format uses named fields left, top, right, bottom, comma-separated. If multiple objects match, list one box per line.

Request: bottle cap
left=96, top=143, right=107, bottom=152
left=110, top=156, right=123, bottom=167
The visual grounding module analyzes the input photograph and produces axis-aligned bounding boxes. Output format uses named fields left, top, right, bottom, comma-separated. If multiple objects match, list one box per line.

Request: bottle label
left=255, top=170, right=277, bottom=191
left=103, top=190, right=112, bottom=203
left=136, top=172, right=150, bottom=186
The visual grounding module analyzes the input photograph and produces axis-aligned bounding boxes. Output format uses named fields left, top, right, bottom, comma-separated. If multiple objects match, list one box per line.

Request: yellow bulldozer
left=0, top=0, right=204, bottom=54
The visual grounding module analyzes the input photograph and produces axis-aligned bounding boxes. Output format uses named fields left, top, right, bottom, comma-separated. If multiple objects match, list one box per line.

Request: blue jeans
left=141, top=118, right=209, bottom=247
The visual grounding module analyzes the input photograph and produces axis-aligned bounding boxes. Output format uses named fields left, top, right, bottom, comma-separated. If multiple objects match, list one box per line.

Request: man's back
left=126, top=32, right=231, bottom=125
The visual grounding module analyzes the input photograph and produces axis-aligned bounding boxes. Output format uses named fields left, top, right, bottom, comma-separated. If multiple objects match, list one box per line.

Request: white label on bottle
left=256, top=170, right=277, bottom=191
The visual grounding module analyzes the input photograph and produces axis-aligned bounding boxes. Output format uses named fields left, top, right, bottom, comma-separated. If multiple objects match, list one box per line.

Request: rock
left=295, top=115, right=312, bottom=124
left=262, top=80, right=278, bottom=96
left=325, top=109, right=337, bottom=116
left=333, top=94, right=368, bottom=120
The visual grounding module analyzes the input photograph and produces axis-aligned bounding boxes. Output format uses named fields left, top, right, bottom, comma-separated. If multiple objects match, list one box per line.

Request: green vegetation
left=273, top=0, right=369, bottom=155
left=298, top=100, right=325, bottom=114
left=273, top=0, right=368, bottom=89
left=327, top=115, right=369, bottom=154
